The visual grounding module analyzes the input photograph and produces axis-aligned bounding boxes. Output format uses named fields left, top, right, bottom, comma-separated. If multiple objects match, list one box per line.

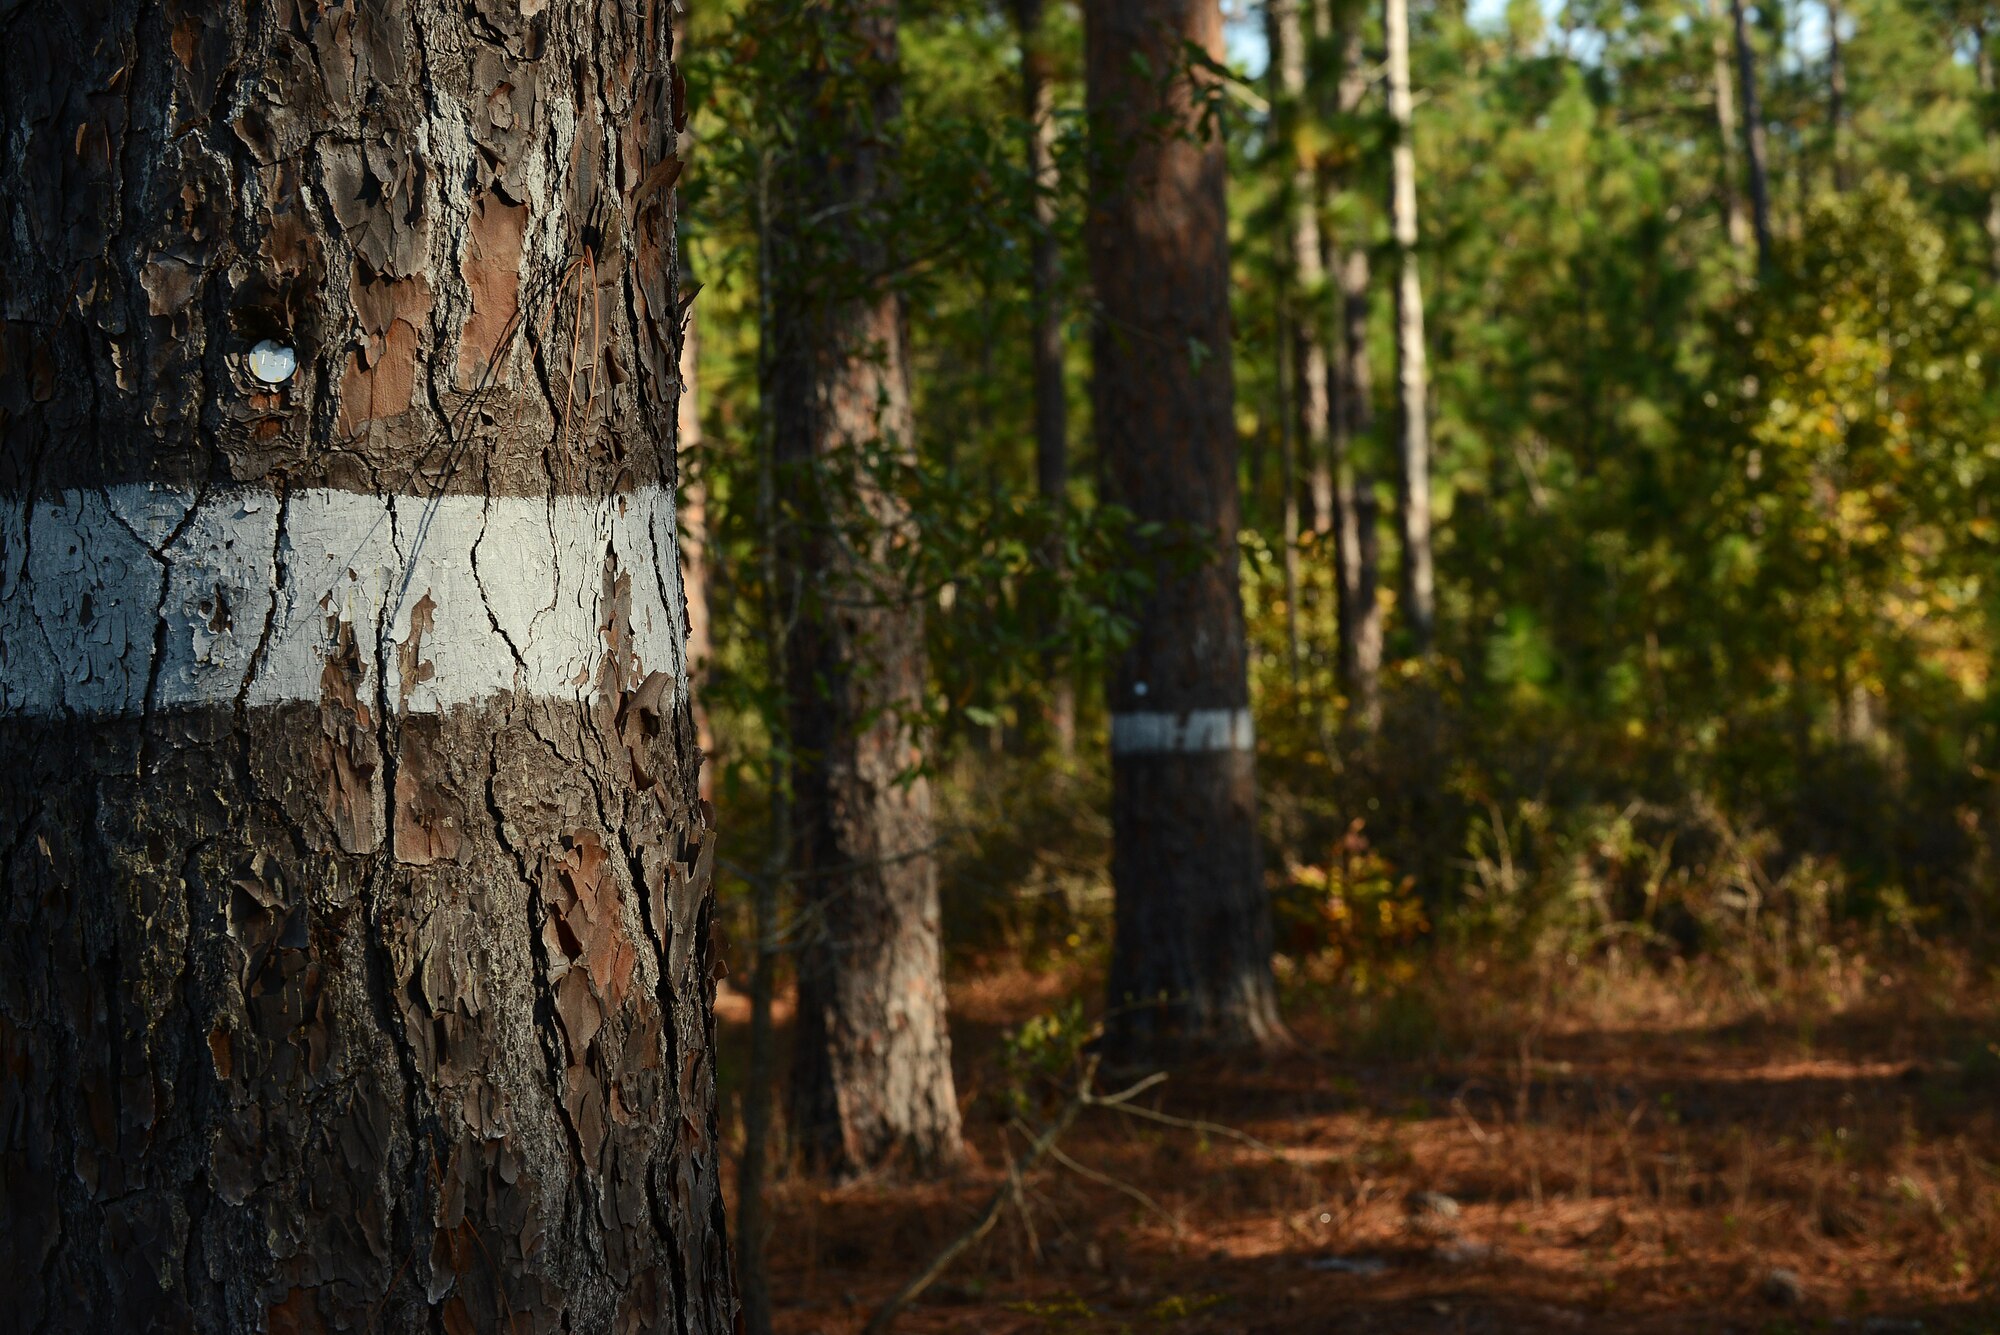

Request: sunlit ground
left=718, top=948, right=2000, bottom=1333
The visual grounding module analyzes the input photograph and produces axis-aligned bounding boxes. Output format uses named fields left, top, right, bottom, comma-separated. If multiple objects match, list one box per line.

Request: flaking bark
left=0, top=2, right=735, bottom=1331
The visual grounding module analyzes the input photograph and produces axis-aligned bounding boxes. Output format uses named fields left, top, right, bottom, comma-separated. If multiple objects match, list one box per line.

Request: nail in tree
left=1085, top=0, right=1284, bottom=1055
left=0, top=2, right=734, bottom=1329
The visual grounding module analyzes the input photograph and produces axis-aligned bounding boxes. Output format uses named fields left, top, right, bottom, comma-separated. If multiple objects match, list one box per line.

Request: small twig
left=1043, top=1138, right=1184, bottom=1238
left=862, top=1059, right=1100, bottom=1334
left=1005, top=1151, right=1042, bottom=1264
left=1092, top=1097, right=1292, bottom=1163
left=1086, top=1069, right=1169, bottom=1107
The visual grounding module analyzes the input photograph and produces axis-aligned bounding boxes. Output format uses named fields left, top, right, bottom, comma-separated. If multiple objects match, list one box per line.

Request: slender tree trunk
left=734, top=154, right=786, bottom=1335
left=1014, top=0, right=1077, bottom=757
left=1330, top=5, right=1385, bottom=730
left=1085, top=0, right=1283, bottom=1056
left=680, top=271, right=717, bottom=801
left=1384, top=0, right=1436, bottom=652
left=1826, top=0, right=1849, bottom=191
left=768, top=0, right=963, bottom=1177
left=1707, top=0, right=1752, bottom=253
left=1277, top=305, right=1305, bottom=685
left=1980, top=23, right=2000, bottom=284
left=1731, top=0, right=1775, bottom=268
left=1270, top=0, right=1336, bottom=538
left=0, top=4, right=735, bottom=1331
left=1268, top=0, right=1312, bottom=684
left=673, top=2, right=714, bottom=809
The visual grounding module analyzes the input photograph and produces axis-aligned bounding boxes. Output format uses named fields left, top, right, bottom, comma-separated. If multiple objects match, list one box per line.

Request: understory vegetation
left=675, top=0, right=1999, bottom=1325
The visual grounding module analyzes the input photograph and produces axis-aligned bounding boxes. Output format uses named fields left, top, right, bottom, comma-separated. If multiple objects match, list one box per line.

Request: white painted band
left=0, top=484, right=684, bottom=717
left=1109, top=708, right=1254, bottom=755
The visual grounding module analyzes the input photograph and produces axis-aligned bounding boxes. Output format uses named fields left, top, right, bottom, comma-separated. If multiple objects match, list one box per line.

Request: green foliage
left=998, top=999, right=1091, bottom=1119
left=682, top=0, right=2000, bottom=978
left=1271, top=819, right=1431, bottom=974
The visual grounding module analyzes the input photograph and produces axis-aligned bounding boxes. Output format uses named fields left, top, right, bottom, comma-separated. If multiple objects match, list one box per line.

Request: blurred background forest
left=670, top=0, right=2000, bottom=1327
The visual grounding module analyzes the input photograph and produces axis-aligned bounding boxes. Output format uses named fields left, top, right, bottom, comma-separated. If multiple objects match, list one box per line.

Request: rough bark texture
left=1706, top=0, right=1751, bottom=255
left=1730, top=0, right=1774, bottom=270
left=0, top=2, right=736, bottom=1332
left=1329, top=8, right=1383, bottom=730
left=1014, top=0, right=1076, bottom=755
left=767, top=0, right=963, bottom=1178
left=1085, top=0, right=1283, bottom=1056
left=1384, top=0, right=1435, bottom=653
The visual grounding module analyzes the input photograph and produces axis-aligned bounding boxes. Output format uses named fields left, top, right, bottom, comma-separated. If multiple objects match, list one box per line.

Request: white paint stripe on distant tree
left=1108, top=708, right=1255, bottom=754
left=0, top=485, right=685, bottom=717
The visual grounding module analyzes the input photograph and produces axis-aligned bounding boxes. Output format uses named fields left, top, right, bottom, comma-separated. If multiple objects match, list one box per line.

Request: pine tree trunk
left=1086, top=0, right=1283, bottom=1056
left=1331, top=8, right=1384, bottom=731
left=1015, top=0, right=1077, bottom=756
left=0, top=3, right=735, bottom=1331
left=1730, top=0, right=1775, bottom=269
left=1706, top=0, right=1752, bottom=253
left=1385, top=0, right=1436, bottom=652
left=767, top=0, right=963, bottom=1178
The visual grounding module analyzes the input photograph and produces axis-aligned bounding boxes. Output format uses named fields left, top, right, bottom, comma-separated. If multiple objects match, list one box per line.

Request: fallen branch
left=864, top=1062, right=1169, bottom=1332
left=1092, top=1097, right=1292, bottom=1163
left=1043, top=1138, right=1184, bottom=1238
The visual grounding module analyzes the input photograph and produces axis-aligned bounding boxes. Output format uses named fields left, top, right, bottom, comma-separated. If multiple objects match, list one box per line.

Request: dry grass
left=716, top=946, right=2000, bottom=1334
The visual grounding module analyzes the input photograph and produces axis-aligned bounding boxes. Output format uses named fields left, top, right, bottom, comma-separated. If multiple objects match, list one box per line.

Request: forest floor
left=714, top=948, right=2000, bottom=1335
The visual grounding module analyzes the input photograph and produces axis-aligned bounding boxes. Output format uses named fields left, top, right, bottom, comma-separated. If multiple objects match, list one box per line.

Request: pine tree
left=1086, top=0, right=1283, bottom=1055
left=0, top=3, right=735, bottom=1329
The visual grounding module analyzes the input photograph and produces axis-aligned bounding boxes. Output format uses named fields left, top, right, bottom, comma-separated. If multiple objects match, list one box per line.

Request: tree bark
left=1707, top=0, right=1752, bottom=253
left=1385, top=0, right=1436, bottom=652
left=1269, top=0, right=1336, bottom=538
left=0, top=3, right=735, bottom=1332
left=1330, top=5, right=1384, bottom=730
left=1085, top=0, right=1283, bottom=1056
left=1014, top=0, right=1077, bottom=756
left=766, top=0, right=963, bottom=1178
left=1730, top=0, right=1775, bottom=269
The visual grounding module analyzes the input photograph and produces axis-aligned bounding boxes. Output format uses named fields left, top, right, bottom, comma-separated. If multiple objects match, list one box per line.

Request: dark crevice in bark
left=471, top=488, right=531, bottom=672
left=237, top=482, right=293, bottom=716
left=133, top=483, right=215, bottom=777
left=490, top=730, right=592, bottom=1180
left=362, top=499, right=438, bottom=1322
